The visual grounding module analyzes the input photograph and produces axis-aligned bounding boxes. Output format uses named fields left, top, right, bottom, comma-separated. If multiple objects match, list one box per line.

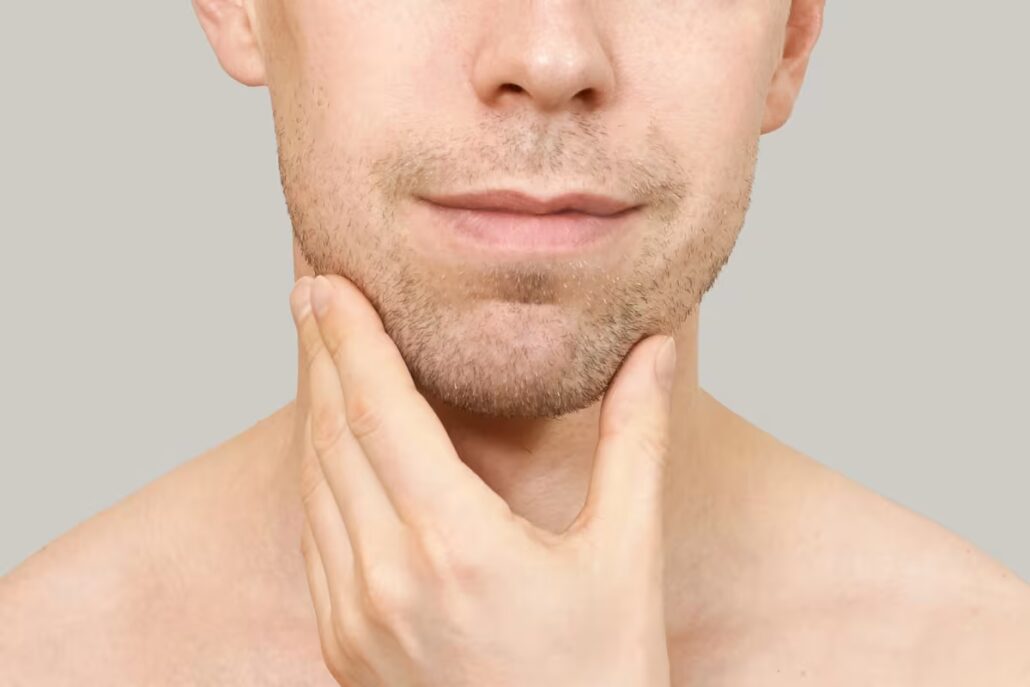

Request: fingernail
left=654, top=336, right=677, bottom=393
left=310, top=275, right=331, bottom=317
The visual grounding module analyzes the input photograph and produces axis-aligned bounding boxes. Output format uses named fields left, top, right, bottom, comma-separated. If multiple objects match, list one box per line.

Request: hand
left=289, top=273, right=678, bottom=687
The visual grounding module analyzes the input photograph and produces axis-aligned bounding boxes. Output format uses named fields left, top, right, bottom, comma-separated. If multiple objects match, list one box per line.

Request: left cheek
left=688, top=43, right=770, bottom=141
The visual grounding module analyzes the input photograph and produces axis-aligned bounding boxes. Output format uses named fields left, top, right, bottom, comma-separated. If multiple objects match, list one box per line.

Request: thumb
left=568, top=334, right=677, bottom=545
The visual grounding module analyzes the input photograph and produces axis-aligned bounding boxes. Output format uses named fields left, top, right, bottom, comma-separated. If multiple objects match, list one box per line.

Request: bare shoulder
left=879, top=499, right=1030, bottom=684
left=919, top=579, right=1030, bottom=685
left=0, top=492, right=158, bottom=683
left=761, top=436, right=1030, bottom=684
left=0, top=404, right=308, bottom=685
left=682, top=401, right=1030, bottom=685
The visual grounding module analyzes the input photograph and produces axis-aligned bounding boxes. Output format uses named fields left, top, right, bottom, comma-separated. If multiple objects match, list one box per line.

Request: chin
left=417, top=365, right=610, bottom=420
left=393, top=311, right=616, bottom=419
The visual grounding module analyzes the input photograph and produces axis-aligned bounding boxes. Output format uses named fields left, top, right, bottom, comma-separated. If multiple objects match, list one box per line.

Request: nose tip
left=470, top=9, right=615, bottom=113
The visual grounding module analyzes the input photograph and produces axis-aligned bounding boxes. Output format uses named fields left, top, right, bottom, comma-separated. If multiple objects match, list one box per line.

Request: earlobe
left=192, top=0, right=267, bottom=87
left=761, top=0, right=825, bottom=134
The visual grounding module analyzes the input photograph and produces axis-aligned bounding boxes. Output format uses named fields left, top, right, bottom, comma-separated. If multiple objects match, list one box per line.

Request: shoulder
left=0, top=446, right=243, bottom=684
left=692, top=401, right=1030, bottom=684
left=915, top=580, right=1030, bottom=685
left=0, top=404, right=315, bottom=685
left=683, top=579, right=1030, bottom=686
left=0, top=411, right=285, bottom=683
left=767, top=441, right=1030, bottom=684
left=0, top=499, right=155, bottom=683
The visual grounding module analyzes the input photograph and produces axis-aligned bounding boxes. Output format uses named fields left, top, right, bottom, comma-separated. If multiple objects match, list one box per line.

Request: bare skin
left=3, top=0, right=1029, bottom=683
left=2, top=246, right=1027, bottom=685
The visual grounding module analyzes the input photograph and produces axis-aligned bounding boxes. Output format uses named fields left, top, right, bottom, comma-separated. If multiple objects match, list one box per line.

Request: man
left=3, top=0, right=1028, bottom=684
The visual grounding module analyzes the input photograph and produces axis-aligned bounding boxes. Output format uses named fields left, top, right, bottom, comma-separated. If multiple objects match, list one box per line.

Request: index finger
left=309, top=273, right=512, bottom=539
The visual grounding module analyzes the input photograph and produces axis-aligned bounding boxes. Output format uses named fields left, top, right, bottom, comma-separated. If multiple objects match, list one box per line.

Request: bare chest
left=153, top=631, right=918, bottom=687
left=121, top=598, right=979, bottom=687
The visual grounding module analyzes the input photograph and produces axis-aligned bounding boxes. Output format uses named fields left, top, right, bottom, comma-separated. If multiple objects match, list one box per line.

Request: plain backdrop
left=1, top=1, right=1027, bottom=579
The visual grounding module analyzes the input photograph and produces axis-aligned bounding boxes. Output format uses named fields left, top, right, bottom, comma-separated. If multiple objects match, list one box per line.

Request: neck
left=254, top=245, right=771, bottom=638
left=422, top=314, right=705, bottom=535
left=284, top=240, right=713, bottom=534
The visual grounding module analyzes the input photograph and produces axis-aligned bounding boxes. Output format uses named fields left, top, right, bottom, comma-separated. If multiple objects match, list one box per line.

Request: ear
left=761, top=0, right=825, bottom=134
left=192, top=0, right=266, bottom=86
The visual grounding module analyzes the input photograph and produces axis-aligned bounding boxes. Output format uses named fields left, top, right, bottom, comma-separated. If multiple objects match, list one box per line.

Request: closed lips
left=421, top=190, right=638, bottom=216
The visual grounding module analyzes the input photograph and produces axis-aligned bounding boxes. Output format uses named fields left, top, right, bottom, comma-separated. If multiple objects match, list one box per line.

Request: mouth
left=422, top=189, right=638, bottom=216
left=416, top=189, right=642, bottom=256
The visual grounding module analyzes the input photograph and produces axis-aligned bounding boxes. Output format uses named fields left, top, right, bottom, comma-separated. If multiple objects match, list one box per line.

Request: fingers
left=291, top=278, right=406, bottom=569
left=298, top=413, right=358, bottom=605
left=571, top=335, right=677, bottom=547
left=307, top=273, right=511, bottom=537
left=300, top=516, right=338, bottom=663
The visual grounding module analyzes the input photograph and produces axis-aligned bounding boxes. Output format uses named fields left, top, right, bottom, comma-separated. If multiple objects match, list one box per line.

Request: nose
left=470, top=1, right=616, bottom=114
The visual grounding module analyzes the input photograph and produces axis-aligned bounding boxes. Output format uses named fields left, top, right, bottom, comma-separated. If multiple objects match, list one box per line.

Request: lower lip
left=419, top=200, right=638, bottom=256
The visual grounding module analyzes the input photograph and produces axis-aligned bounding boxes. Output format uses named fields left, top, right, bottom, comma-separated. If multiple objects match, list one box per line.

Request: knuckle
left=302, top=338, right=324, bottom=374
left=310, top=402, right=347, bottom=455
left=633, top=428, right=670, bottom=464
left=297, top=454, right=325, bottom=508
left=606, top=414, right=669, bottom=466
left=344, top=392, right=384, bottom=441
left=359, top=562, right=413, bottom=621
left=417, top=524, right=483, bottom=588
left=320, top=328, right=343, bottom=360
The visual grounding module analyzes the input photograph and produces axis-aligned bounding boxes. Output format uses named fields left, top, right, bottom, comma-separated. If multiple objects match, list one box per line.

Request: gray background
left=1, top=1, right=1027, bottom=578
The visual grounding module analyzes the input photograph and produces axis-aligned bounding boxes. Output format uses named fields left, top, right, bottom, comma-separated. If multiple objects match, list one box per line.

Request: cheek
left=267, top=0, right=436, bottom=152
left=622, top=8, right=773, bottom=175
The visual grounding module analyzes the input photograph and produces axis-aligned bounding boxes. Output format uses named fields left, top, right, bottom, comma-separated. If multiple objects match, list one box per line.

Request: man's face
left=255, top=0, right=787, bottom=419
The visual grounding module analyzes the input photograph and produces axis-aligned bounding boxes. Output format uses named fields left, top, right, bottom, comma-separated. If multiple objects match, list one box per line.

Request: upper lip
left=421, top=190, right=638, bottom=217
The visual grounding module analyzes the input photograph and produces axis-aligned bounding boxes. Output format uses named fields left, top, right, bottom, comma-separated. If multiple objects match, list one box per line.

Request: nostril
left=499, top=83, right=525, bottom=95
left=575, top=87, right=599, bottom=107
